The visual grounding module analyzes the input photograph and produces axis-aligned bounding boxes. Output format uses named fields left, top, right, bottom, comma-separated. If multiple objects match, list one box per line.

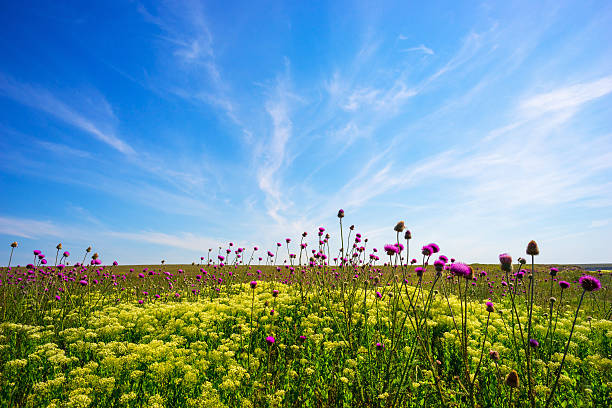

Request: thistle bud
left=526, top=240, right=539, bottom=256
left=86, top=246, right=92, bottom=253
left=11, top=242, right=18, bottom=248
left=337, top=209, right=345, bottom=218
left=394, top=221, right=405, bottom=232
left=505, top=370, right=519, bottom=388
left=56, top=243, right=62, bottom=250
left=489, top=350, right=500, bottom=361
left=92, top=252, right=99, bottom=260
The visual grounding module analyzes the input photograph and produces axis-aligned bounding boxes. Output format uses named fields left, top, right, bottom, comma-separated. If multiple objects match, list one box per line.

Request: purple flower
left=298, top=335, right=307, bottom=343
left=33, top=250, right=41, bottom=256
left=450, top=263, right=471, bottom=277
left=559, top=281, right=570, bottom=290
left=265, top=336, right=275, bottom=345
left=250, top=280, right=258, bottom=289
left=579, top=275, right=601, bottom=292
left=375, top=342, right=384, bottom=351
left=529, top=339, right=539, bottom=348
left=384, top=244, right=399, bottom=256
left=79, top=280, right=88, bottom=286
left=415, top=267, right=425, bottom=277
left=549, top=267, right=558, bottom=276
left=55, top=295, right=61, bottom=301
left=438, top=255, right=448, bottom=263
left=434, top=260, right=445, bottom=272
left=272, top=289, right=279, bottom=297
left=486, top=301, right=495, bottom=313
left=427, top=243, right=440, bottom=253
left=63, top=251, right=70, bottom=257
left=421, top=245, right=433, bottom=256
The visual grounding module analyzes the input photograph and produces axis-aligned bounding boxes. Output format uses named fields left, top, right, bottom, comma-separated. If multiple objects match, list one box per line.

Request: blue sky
left=1, top=0, right=611, bottom=265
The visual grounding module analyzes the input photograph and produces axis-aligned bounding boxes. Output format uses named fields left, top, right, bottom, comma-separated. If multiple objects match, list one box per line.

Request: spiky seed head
left=526, top=240, right=539, bottom=256
left=505, top=370, right=519, bottom=388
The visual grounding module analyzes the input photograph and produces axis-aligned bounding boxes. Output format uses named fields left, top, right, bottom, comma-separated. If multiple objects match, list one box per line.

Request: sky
left=1, top=0, right=611, bottom=266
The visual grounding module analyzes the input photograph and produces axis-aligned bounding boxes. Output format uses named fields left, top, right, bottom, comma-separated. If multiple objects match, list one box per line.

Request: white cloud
left=401, top=44, right=434, bottom=55
left=0, top=74, right=134, bottom=154
left=520, top=75, right=612, bottom=115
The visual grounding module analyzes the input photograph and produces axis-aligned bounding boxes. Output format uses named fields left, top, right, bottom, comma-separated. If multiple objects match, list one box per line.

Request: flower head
left=505, top=370, right=519, bottom=388
left=394, top=221, right=405, bottom=232
left=489, top=350, right=500, bottom=361
left=375, top=342, right=384, bottom=351
left=579, top=275, right=601, bottom=292
left=526, top=240, right=539, bottom=256
left=450, top=263, right=471, bottom=278
left=384, top=244, right=399, bottom=256
left=486, top=301, right=495, bottom=313
left=404, top=230, right=412, bottom=240
left=549, top=267, right=558, bottom=276
left=499, top=253, right=513, bottom=272
left=10, top=242, right=18, bottom=248
left=265, top=336, right=275, bottom=345
left=421, top=245, right=433, bottom=256
left=559, top=280, right=570, bottom=290
left=250, top=280, right=258, bottom=289
left=529, top=339, right=539, bottom=348
left=427, top=243, right=440, bottom=253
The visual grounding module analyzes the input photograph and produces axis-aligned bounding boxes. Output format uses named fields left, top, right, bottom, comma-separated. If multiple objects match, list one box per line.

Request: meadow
left=1, top=217, right=611, bottom=407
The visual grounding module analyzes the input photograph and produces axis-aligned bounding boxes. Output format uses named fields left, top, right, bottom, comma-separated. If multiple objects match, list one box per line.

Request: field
left=1, top=235, right=611, bottom=407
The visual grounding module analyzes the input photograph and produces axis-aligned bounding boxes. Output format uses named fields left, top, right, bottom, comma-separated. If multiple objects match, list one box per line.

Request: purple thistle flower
left=63, top=251, right=70, bottom=257
left=265, top=336, right=275, bottom=345
left=559, top=281, right=570, bottom=290
left=421, top=245, right=433, bottom=256
left=438, top=255, right=448, bottom=263
left=579, top=275, right=601, bottom=292
left=415, top=267, right=425, bottom=277
left=250, top=280, right=258, bottom=289
left=79, top=279, right=88, bottom=286
left=529, top=339, right=539, bottom=348
left=384, top=244, right=399, bottom=256
left=427, top=243, right=440, bottom=253
left=375, top=342, right=384, bottom=351
left=450, top=263, right=470, bottom=277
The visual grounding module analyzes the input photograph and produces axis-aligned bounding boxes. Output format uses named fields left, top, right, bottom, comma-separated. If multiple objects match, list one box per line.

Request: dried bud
left=505, top=370, right=519, bottom=388
left=337, top=209, right=345, bottom=218
left=92, top=252, right=99, bottom=260
left=86, top=246, right=92, bottom=253
left=11, top=242, right=18, bottom=248
left=489, top=350, right=500, bottom=361
left=526, top=240, right=539, bottom=256
left=518, top=257, right=526, bottom=265
left=56, top=243, right=62, bottom=250
left=394, top=221, right=405, bottom=232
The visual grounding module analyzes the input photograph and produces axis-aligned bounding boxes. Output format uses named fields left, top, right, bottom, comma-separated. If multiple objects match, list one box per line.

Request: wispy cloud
left=0, top=74, right=134, bottom=154
left=258, top=75, right=294, bottom=223
left=0, top=216, right=63, bottom=239
left=401, top=44, right=434, bottom=55
left=520, top=75, right=612, bottom=115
